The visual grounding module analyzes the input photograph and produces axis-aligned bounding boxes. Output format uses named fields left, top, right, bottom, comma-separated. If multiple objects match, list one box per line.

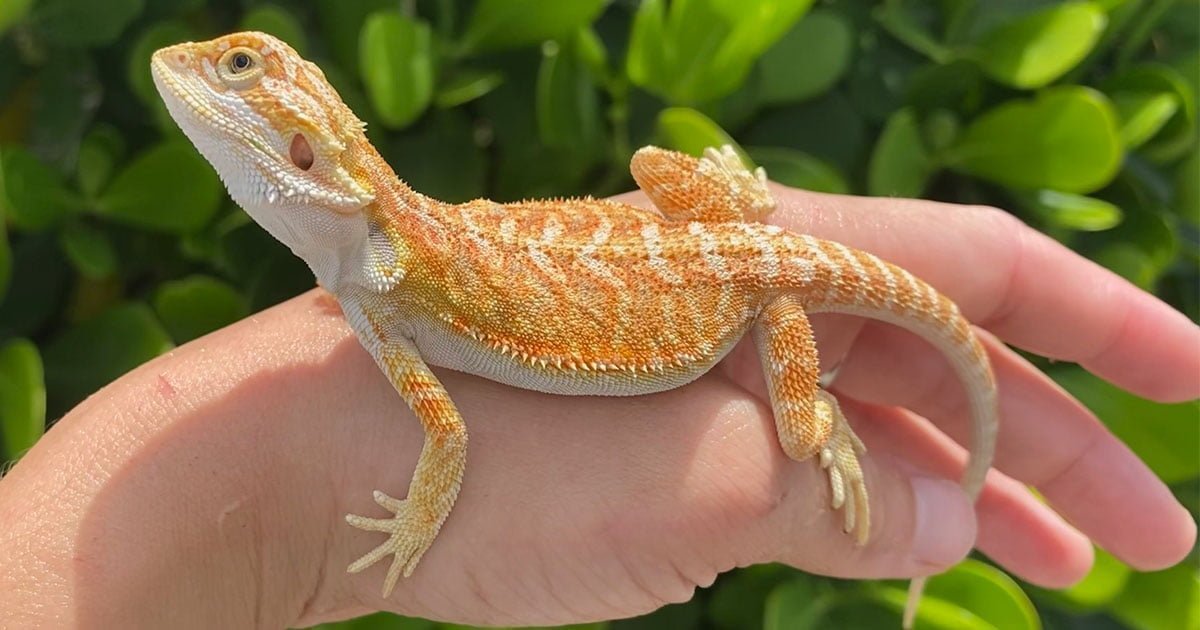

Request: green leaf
left=240, top=4, right=308, bottom=55
left=1173, top=150, right=1199, bottom=226
left=1094, top=243, right=1160, bottom=291
left=628, top=0, right=815, bottom=103
left=1052, top=366, right=1199, bottom=484
left=315, top=0, right=392, bottom=75
left=747, top=147, right=848, bottom=194
left=1057, top=547, right=1131, bottom=608
left=59, top=222, right=117, bottom=279
left=1110, top=564, right=1199, bottom=630
left=153, top=275, right=249, bottom=343
left=434, top=70, right=504, bottom=109
left=96, top=141, right=222, bottom=234
left=459, top=0, right=607, bottom=54
left=949, top=86, right=1122, bottom=193
left=763, top=578, right=831, bottom=630
left=0, top=234, right=70, bottom=339
left=0, top=338, right=45, bottom=461
left=874, top=561, right=1040, bottom=630
left=127, top=21, right=194, bottom=107
left=974, top=2, right=1106, bottom=89
left=868, top=108, right=933, bottom=197
left=708, top=564, right=795, bottom=630
left=0, top=209, right=8, bottom=301
left=386, top=110, right=486, bottom=204
left=360, top=12, right=434, bottom=130
left=1112, top=92, right=1181, bottom=149
left=0, top=145, right=79, bottom=231
left=1104, top=64, right=1197, bottom=163
left=0, top=0, right=34, bottom=37
left=656, top=107, right=744, bottom=161
left=1023, top=189, right=1123, bottom=231
left=43, top=303, right=173, bottom=415
left=755, top=9, right=852, bottom=106
left=76, top=124, right=125, bottom=199
left=33, top=0, right=144, bottom=48
left=536, top=35, right=602, bottom=155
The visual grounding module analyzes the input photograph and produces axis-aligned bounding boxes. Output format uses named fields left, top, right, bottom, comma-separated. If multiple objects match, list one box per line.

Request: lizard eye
left=229, top=52, right=253, bottom=73
left=217, top=47, right=264, bottom=89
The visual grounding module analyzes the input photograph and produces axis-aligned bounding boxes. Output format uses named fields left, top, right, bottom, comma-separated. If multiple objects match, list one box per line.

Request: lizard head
left=152, top=31, right=376, bottom=248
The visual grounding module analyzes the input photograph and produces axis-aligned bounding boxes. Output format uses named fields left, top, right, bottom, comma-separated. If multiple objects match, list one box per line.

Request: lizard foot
left=816, top=391, right=870, bottom=544
left=700, top=145, right=775, bottom=222
left=345, top=490, right=438, bottom=598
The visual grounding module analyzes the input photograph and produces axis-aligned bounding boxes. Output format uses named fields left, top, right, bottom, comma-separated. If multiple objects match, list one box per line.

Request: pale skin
left=0, top=186, right=1195, bottom=628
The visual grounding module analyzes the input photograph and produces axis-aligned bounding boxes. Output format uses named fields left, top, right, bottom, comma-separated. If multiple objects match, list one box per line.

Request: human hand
left=0, top=185, right=1194, bottom=628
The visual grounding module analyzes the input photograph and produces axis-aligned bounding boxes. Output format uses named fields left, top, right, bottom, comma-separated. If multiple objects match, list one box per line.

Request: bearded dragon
left=151, top=31, right=998, bottom=626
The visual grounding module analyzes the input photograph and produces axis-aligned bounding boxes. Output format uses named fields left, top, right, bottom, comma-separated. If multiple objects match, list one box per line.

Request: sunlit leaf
left=1057, top=547, right=1131, bottom=608
left=435, top=70, right=504, bottom=109
left=459, top=0, right=607, bottom=54
left=628, top=0, right=814, bottom=103
left=973, top=2, right=1106, bottom=89
left=873, top=561, right=1040, bottom=629
left=1104, top=64, right=1197, bottom=163
left=0, top=0, right=34, bottom=37
left=868, top=108, right=932, bottom=197
left=1023, top=189, right=1123, bottom=231
left=154, top=275, right=248, bottom=343
left=1112, top=92, right=1181, bottom=149
left=97, top=141, right=222, bottom=234
left=0, top=338, right=45, bottom=461
left=656, top=107, right=745, bottom=161
left=748, top=147, right=848, bottom=194
left=755, top=9, right=852, bottom=106
left=240, top=5, right=307, bottom=54
left=949, top=87, right=1121, bottom=193
left=360, top=12, right=434, bottom=129
left=43, top=302, right=173, bottom=415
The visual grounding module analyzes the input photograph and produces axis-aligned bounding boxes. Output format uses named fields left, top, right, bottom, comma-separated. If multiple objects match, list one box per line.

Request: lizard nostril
left=175, top=52, right=188, bottom=66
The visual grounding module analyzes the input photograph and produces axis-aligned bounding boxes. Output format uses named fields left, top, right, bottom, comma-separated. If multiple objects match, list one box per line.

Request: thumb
left=748, top=405, right=977, bottom=579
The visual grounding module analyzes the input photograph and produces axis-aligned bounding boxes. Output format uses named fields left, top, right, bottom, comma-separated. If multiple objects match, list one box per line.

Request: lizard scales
left=151, top=32, right=998, bottom=626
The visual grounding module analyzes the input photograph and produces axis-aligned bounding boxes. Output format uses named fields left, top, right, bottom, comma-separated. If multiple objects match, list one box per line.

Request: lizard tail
left=793, top=236, right=998, bottom=628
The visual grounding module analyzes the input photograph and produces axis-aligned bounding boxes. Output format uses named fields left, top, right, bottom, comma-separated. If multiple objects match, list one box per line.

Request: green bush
left=0, top=0, right=1196, bottom=628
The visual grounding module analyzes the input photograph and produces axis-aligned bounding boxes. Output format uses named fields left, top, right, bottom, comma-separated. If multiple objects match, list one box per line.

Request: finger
left=750, top=399, right=978, bottom=579
left=763, top=187, right=1200, bottom=403
left=851, top=399, right=1095, bottom=588
left=834, top=323, right=1196, bottom=570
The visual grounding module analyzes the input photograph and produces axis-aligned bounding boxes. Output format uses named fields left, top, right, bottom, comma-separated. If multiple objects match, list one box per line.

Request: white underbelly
left=409, top=315, right=737, bottom=397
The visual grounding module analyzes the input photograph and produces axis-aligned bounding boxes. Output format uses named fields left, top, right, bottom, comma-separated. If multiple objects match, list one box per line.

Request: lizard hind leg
left=755, top=295, right=870, bottom=544
left=630, top=144, right=775, bottom=224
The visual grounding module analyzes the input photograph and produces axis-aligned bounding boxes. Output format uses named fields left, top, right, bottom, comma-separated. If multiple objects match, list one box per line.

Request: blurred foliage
left=0, top=0, right=1197, bottom=628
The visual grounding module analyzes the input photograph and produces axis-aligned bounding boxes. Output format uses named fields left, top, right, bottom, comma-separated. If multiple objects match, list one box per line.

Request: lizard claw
left=346, top=491, right=438, bottom=597
left=816, top=392, right=870, bottom=545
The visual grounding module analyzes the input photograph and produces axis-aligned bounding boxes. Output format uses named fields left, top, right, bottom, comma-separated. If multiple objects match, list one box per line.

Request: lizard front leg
left=755, top=294, right=869, bottom=543
left=345, top=336, right=467, bottom=598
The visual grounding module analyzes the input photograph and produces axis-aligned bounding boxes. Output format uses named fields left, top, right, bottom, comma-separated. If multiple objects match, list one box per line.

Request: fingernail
left=912, top=477, right=975, bottom=567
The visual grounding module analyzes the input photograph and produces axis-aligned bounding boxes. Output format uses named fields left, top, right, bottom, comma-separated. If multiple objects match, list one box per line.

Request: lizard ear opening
left=290, top=133, right=314, bottom=171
